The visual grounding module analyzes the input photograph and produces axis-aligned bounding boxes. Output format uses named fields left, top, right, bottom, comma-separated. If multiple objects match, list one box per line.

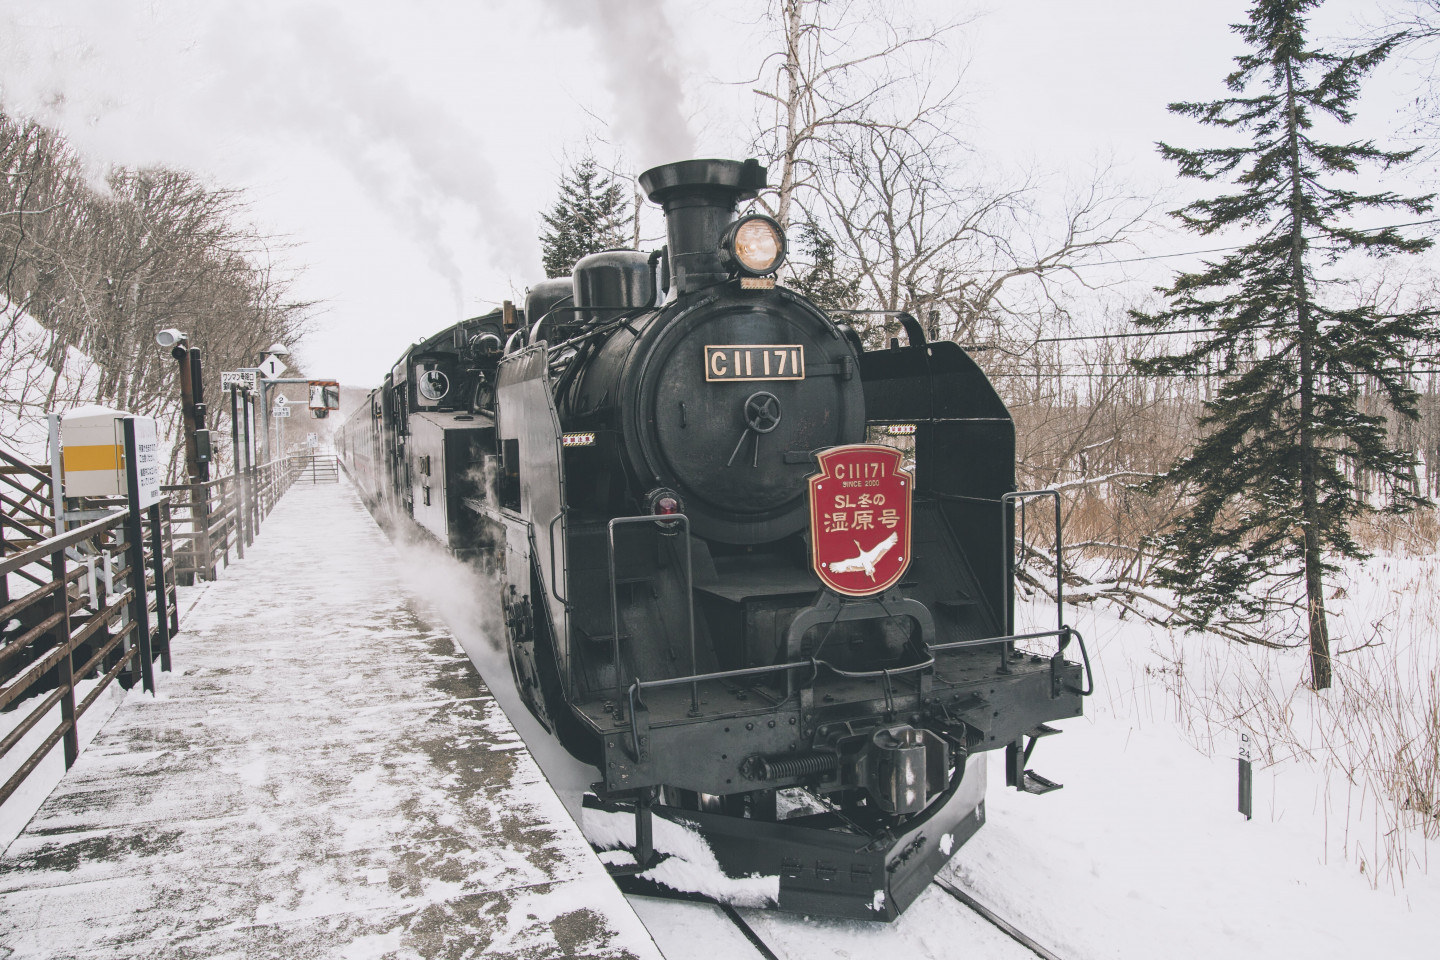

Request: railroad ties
left=0, top=481, right=659, bottom=960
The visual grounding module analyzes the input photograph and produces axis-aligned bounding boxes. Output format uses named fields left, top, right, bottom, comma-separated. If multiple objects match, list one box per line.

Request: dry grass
left=1351, top=505, right=1440, bottom=557
left=1117, top=554, right=1440, bottom=890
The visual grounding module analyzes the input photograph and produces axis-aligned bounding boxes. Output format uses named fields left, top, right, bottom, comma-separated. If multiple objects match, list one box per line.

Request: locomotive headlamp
left=720, top=215, right=786, bottom=276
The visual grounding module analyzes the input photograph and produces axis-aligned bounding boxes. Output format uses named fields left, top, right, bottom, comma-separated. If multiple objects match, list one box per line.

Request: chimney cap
left=639, top=158, right=767, bottom=205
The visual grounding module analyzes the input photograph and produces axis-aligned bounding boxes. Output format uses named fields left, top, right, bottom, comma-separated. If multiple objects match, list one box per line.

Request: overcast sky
left=0, top=0, right=1428, bottom=385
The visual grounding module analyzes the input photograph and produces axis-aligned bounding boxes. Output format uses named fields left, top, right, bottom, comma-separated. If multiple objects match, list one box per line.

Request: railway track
left=449, top=571, right=1065, bottom=960
left=931, top=877, right=1064, bottom=960
left=624, top=877, right=1064, bottom=960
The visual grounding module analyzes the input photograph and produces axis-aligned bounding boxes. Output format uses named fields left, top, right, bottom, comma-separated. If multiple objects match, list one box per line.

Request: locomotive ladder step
left=935, top=597, right=979, bottom=610
left=1007, top=724, right=1064, bottom=795
left=1019, top=770, right=1063, bottom=795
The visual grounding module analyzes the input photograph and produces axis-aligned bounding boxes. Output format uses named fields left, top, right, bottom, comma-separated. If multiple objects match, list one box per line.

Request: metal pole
left=173, top=343, right=203, bottom=483
left=148, top=503, right=172, bottom=672
left=122, top=418, right=156, bottom=694
left=46, top=412, right=77, bottom=760
left=258, top=377, right=270, bottom=463
left=49, top=510, right=77, bottom=766
left=229, top=384, right=245, bottom=560
left=190, top=348, right=210, bottom=480
left=187, top=349, right=212, bottom=580
left=47, top=413, right=64, bottom=535
left=243, top=389, right=255, bottom=544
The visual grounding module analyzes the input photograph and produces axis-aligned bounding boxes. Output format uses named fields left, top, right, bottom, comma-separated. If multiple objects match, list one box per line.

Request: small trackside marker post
left=1238, top=731, right=1253, bottom=821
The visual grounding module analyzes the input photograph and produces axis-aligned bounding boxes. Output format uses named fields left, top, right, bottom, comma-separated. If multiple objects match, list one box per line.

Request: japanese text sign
left=808, top=444, right=913, bottom=596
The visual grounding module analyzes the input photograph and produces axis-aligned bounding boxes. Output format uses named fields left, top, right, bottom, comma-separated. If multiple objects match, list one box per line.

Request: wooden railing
left=0, top=449, right=54, bottom=561
left=1, top=439, right=298, bottom=808
left=0, top=495, right=177, bottom=808
left=161, top=457, right=296, bottom=583
left=289, top=453, right=340, bottom=484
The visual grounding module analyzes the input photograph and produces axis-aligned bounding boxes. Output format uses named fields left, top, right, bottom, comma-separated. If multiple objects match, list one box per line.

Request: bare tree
left=0, top=110, right=314, bottom=476
left=808, top=121, right=1150, bottom=349
left=747, top=0, right=964, bottom=230
left=745, top=2, right=1151, bottom=349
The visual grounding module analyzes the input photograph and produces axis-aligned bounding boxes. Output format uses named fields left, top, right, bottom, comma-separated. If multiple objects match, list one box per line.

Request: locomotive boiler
left=338, top=158, right=1091, bottom=921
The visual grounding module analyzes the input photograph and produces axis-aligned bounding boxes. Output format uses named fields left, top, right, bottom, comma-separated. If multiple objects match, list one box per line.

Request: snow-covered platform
left=0, top=482, right=660, bottom=960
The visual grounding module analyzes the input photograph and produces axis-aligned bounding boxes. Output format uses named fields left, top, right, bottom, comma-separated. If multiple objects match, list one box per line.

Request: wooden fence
left=0, top=442, right=297, bottom=808
left=0, top=454, right=175, bottom=807
left=161, top=458, right=295, bottom=583
left=289, top=453, right=339, bottom=484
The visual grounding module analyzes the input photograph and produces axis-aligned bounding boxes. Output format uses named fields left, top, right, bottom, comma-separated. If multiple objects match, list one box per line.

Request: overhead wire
left=942, top=215, right=1440, bottom=350
left=1064, top=215, right=1440, bottom=271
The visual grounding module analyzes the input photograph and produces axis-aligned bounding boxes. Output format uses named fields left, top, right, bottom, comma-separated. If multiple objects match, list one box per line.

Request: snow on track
left=0, top=481, right=660, bottom=960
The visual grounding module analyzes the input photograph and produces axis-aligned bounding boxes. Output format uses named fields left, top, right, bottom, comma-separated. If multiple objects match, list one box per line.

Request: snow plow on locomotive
left=337, top=158, right=1091, bottom=921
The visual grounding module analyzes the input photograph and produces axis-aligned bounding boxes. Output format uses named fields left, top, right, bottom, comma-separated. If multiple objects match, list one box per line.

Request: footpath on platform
left=0, top=481, right=660, bottom=960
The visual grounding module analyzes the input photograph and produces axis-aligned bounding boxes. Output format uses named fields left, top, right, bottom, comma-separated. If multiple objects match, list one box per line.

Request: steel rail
left=933, top=876, right=1066, bottom=960
left=623, top=878, right=1064, bottom=960
left=718, top=903, right=780, bottom=960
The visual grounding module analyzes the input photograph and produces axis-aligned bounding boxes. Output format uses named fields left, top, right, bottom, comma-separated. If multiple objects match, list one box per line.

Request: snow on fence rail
left=0, top=492, right=174, bottom=808
left=160, top=457, right=296, bottom=582
left=1, top=442, right=297, bottom=814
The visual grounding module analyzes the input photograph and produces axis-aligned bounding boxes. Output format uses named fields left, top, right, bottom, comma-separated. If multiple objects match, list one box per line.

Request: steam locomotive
left=337, top=158, right=1090, bottom=921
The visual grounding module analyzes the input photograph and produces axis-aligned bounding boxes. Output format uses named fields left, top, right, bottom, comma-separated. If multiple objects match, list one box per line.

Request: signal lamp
left=720, top=215, right=786, bottom=276
left=645, top=487, right=685, bottom=531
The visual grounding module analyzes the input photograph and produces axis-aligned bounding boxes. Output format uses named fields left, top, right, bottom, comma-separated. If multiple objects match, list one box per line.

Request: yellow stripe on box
left=63, top=444, right=123, bottom=472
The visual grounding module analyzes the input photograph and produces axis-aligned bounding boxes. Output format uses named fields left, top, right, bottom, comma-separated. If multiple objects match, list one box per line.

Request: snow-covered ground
left=956, top=565, right=1440, bottom=959
left=0, top=482, right=661, bottom=959
left=397, top=520, right=1440, bottom=957
left=5, top=469, right=1434, bottom=957
left=0, top=585, right=212, bottom=854
left=0, top=297, right=101, bottom=462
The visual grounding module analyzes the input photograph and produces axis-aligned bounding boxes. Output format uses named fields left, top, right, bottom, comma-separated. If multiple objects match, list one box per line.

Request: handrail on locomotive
left=618, top=491, right=1094, bottom=758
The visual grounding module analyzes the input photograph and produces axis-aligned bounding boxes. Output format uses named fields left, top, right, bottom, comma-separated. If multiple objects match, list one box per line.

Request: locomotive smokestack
left=639, top=158, right=767, bottom=296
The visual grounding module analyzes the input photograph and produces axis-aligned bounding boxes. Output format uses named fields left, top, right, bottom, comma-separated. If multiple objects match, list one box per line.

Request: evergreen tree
left=788, top=219, right=862, bottom=312
left=1133, top=0, right=1436, bottom=689
left=538, top=156, right=633, bottom=278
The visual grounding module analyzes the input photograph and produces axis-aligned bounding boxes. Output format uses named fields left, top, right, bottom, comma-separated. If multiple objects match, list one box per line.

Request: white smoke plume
left=539, top=0, right=697, bottom=168
left=0, top=0, right=538, bottom=303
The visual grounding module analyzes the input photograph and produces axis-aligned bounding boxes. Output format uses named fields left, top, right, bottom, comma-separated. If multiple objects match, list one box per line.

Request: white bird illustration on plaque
left=825, top=532, right=899, bottom=581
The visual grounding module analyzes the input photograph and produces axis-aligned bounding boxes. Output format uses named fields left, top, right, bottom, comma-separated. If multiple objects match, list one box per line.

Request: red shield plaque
left=808, top=445, right=913, bottom=597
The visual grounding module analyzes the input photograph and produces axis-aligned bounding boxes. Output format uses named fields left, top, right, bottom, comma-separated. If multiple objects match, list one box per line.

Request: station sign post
left=220, top=371, right=258, bottom=391
left=121, top=415, right=170, bottom=692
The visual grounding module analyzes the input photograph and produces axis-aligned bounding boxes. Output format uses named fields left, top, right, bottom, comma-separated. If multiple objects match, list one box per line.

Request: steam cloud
left=0, top=0, right=538, bottom=303
left=540, top=0, right=697, bottom=167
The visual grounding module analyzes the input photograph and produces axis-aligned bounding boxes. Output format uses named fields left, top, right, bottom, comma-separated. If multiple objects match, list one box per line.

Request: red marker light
left=656, top=496, right=679, bottom=515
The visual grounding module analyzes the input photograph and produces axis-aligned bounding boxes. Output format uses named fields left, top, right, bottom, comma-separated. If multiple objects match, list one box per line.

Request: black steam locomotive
left=338, top=158, right=1090, bottom=921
